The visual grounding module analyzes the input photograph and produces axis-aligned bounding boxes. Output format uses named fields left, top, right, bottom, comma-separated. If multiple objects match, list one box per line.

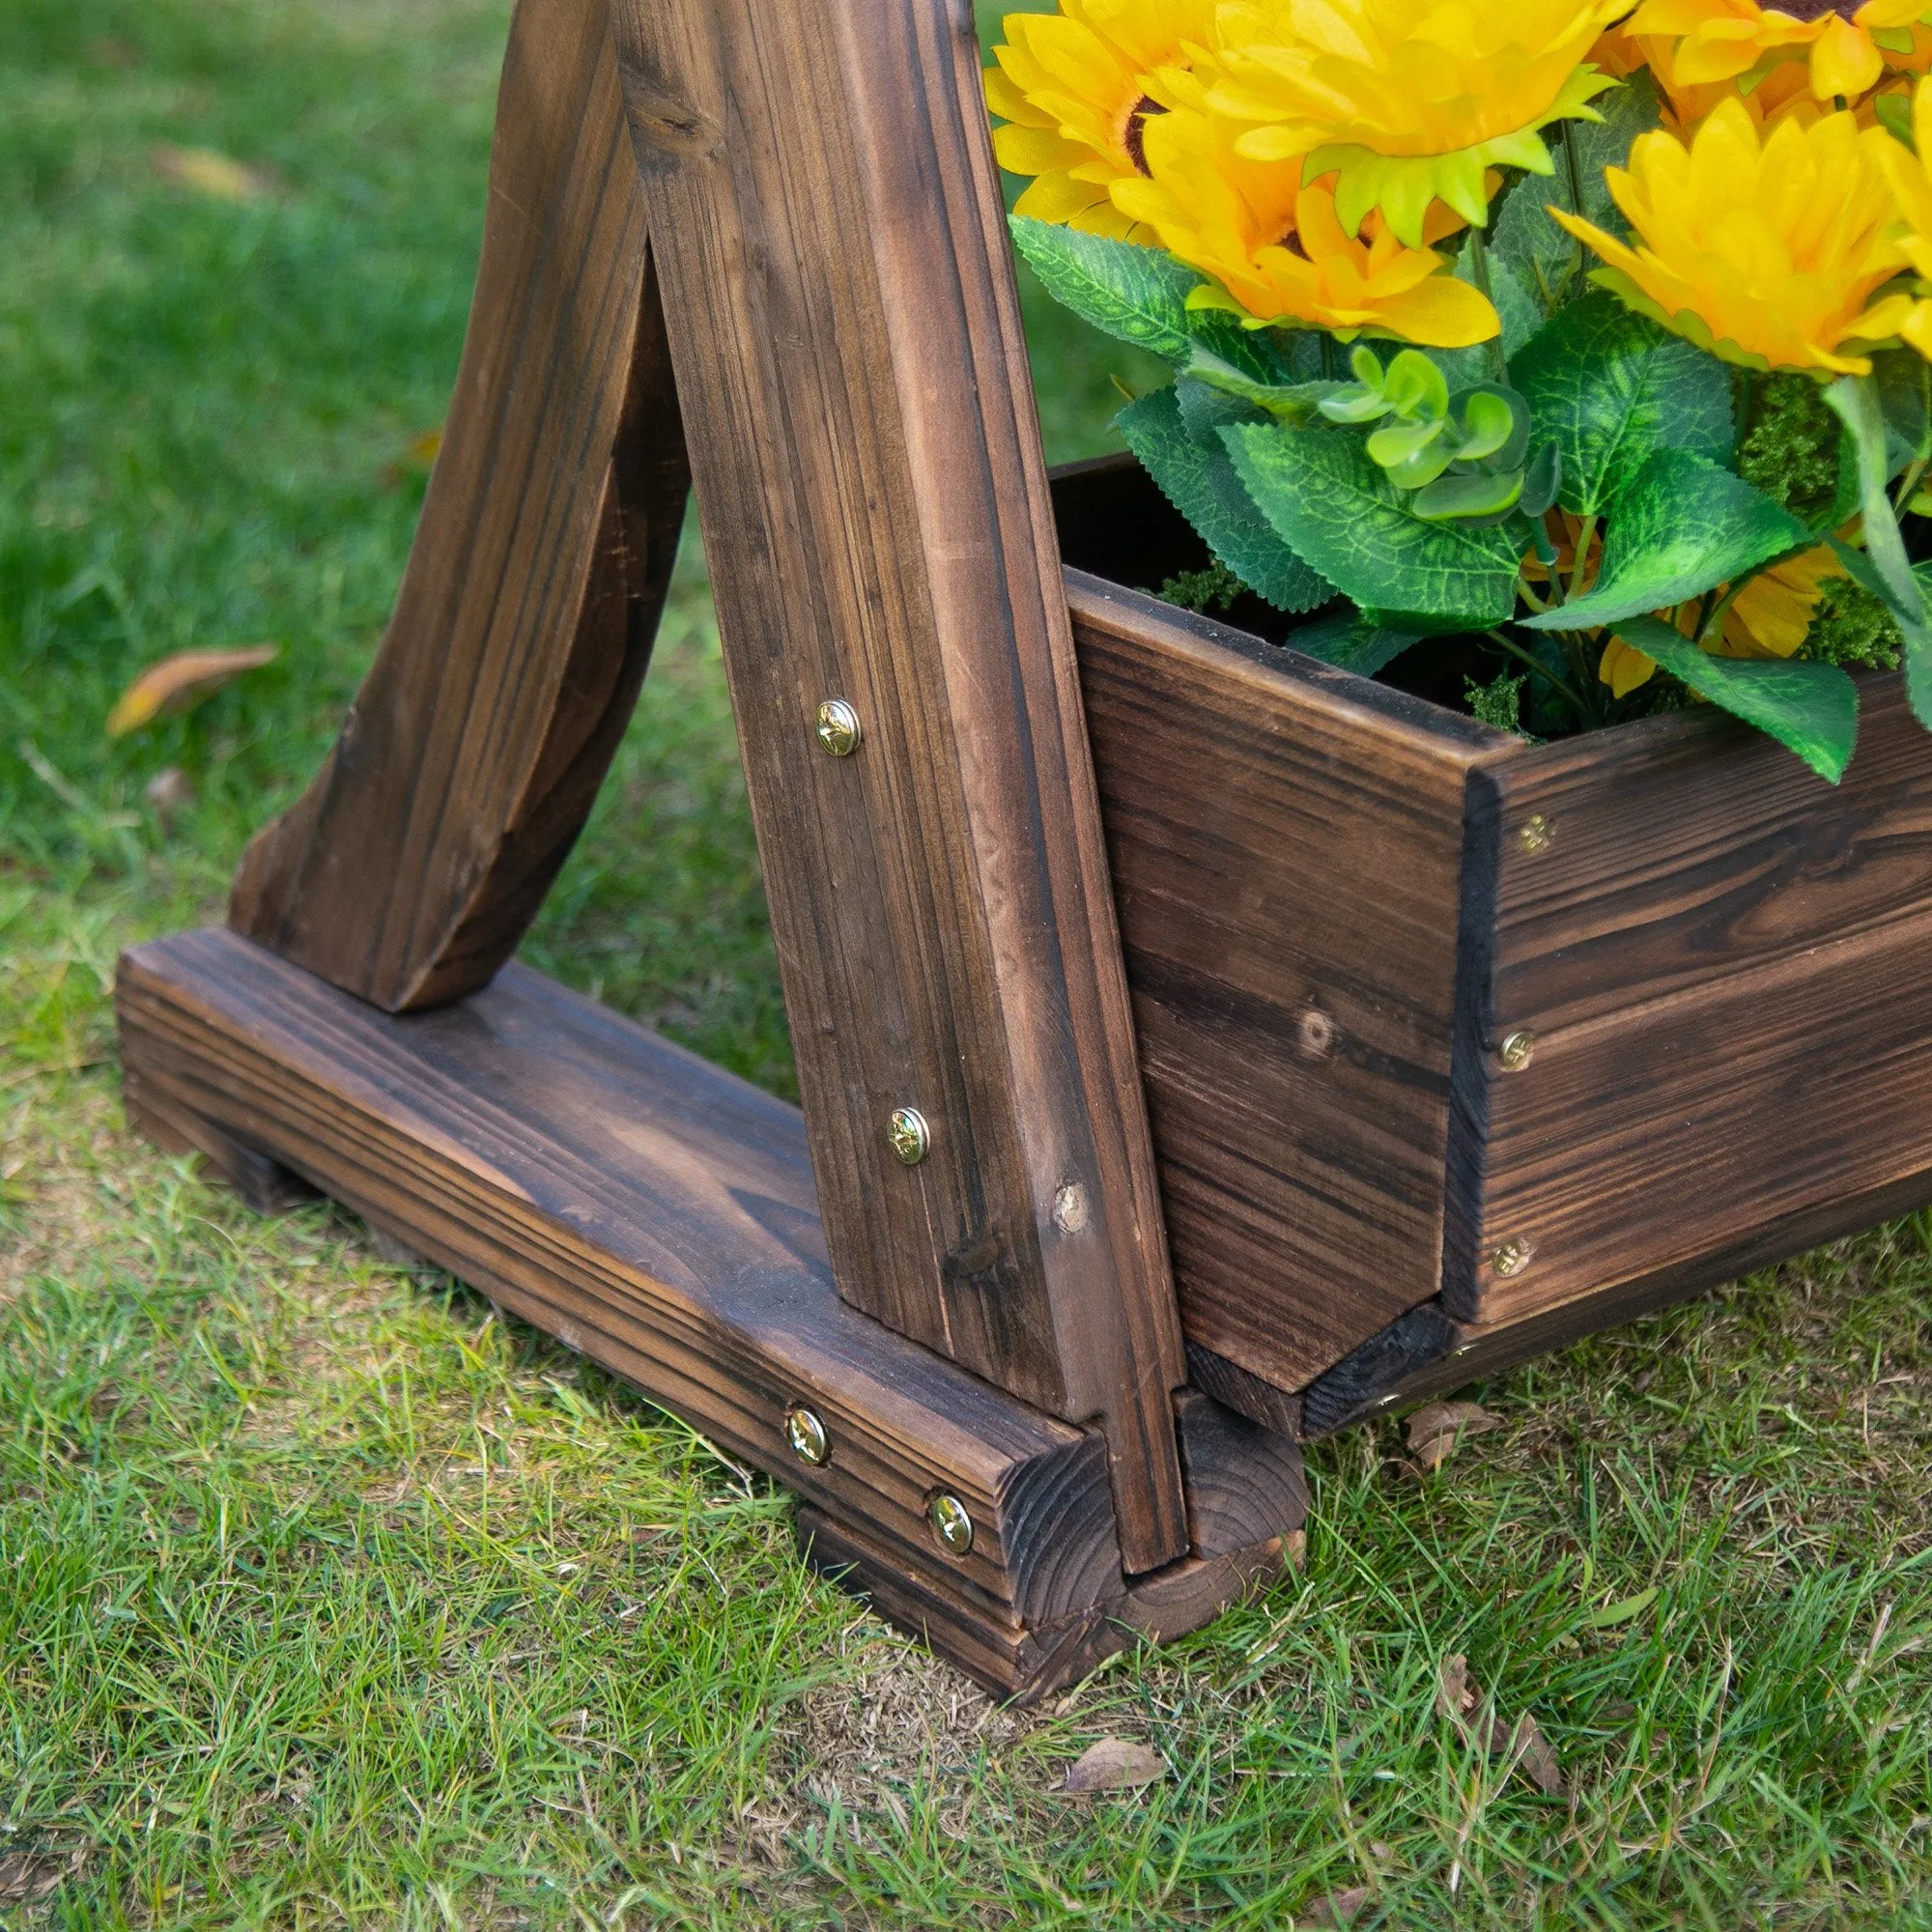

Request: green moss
left=1464, top=668, right=1525, bottom=733
left=1737, top=373, right=1842, bottom=526
left=1158, top=558, right=1245, bottom=613
left=1804, top=574, right=1903, bottom=670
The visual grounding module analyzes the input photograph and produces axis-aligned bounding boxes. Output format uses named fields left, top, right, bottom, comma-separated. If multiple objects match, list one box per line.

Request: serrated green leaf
left=1118, top=386, right=1332, bottom=613
left=1872, top=346, right=1932, bottom=473
left=1174, top=377, right=1264, bottom=444
left=1009, top=215, right=1198, bottom=363
left=1512, top=293, right=1733, bottom=517
left=1223, top=418, right=1525, bottom=631
left=1288, top=605, right=1423, bottom=675
left=1451, top=242, right=1543, bottom=357
left=1523, top=449, right=1804, bottom=630
left=1613, top=615, right=1858, bottom=781
left=1492, top=74, right=1663, bottom=315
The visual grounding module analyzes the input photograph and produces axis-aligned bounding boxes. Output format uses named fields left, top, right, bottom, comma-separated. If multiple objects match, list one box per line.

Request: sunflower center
left=1766, top=0, right=1863, bottom=21
left=1122, top=95, right=1165, bottom=176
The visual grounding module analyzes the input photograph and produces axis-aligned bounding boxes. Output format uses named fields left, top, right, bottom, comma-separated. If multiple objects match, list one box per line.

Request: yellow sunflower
left=1205, top=0, right=1635, bottom=245
left=983, top=1, right=1218, bottom=240
left=1128, top=152, right=1502, bottom=343
left=1552, top=96, right=1914, bottom=374
left=1873, top=74, right=1932, bottom=357
left=1594, top=18, right=1816, bottom=126
left=1600, top=543, right=1845, bottom=693
left=1623, top=0, right=1932, bottom=105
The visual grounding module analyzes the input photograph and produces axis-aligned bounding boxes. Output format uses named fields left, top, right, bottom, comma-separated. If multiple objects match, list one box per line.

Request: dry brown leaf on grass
left=150, top=144, right=274, bottom=202
left=1436, top=1655, right=1566, bottom=1798
left=1406, top=1400, right=1502, bottom=1472
left=106, top=645, right=278, bottom=737
left=0, top=1851, right=69, bottom=1907
left=1300, top=1884, right=1370, bottom=1925
left=1060, top=1737, right=1166, bottom=1793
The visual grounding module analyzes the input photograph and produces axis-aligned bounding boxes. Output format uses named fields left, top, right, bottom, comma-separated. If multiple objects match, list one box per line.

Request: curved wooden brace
left=229, top=0, right=689, bottom=1010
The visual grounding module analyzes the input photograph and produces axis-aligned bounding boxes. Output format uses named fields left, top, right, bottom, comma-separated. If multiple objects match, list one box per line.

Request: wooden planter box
left=1052, top=456, right=1932, bottom=1437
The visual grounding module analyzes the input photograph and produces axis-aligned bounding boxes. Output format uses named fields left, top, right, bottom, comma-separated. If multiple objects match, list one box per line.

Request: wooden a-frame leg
left=228, top=0, right=689, bottom=1012
left=119, top=0, right=1307, bottom=1686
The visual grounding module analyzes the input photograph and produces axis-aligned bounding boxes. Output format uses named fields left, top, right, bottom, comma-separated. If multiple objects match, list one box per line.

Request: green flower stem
left=1564, top=513, right=1598, bottom=606
left=1561, top=124, right=1587, bottom=284
left=1486, top=627, right=1588, bottom=720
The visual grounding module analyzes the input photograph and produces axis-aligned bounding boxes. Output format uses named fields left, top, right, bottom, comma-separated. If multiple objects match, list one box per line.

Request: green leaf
left=1118, top=386, right=1332, bottom=613
left=1182, top=349, right=1342, bottom=421
left=1223, top=418, right=1525, bottom=631
left=1826, top=372, right=1932, bottom=727
left=1523, top=449, right=1805, bottom=630
left=1512, top=293, right=1733, bottom=517
left=1368, top=415, right=1446, bottom=469
left=1288, top=605, right=1423, bottom=675
left=1612, top=615, right=1858, bottom=782
left=1411, top=469, right=1523, bottom=521
left=1009, top=215, right=1197, bottom=364
left=1872, top=346, right=1932, bottom=473
left=1582, top=1585, right=1659, bottom=1630
left=1492, top=73, right=1663, bottom=314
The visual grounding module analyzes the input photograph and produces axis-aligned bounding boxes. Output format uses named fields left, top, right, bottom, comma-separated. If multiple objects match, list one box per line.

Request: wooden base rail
left=117, top=929, right=1305, bottom=1699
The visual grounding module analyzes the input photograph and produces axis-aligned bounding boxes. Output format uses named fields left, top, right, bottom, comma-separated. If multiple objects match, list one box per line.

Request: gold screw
left=928, top=1493, right=975, bottom=1554
left=1498, top=1029, right=1536, bottom=1071
left=1491, top=1236, right=1534, bottom=1278
left=783, top=1406, right=830, bottom=1465
left=888, top=1107, right=930, bottom=1166
left=815, top=698, right=862, bottom=757
left=1519, top=814, right=1551, bottom=855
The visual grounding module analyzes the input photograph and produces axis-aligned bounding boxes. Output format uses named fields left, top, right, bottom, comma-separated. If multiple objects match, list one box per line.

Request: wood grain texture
left=1486, top=673, right=1932, bottom=1036
left=1304, top=1155, right=1932, bottom=1429
left=1460, top=893, right=1932, bottom=1324
left=1066, top=566, right=1513, bottom=1393
left=1448, top=684, right=1932, bottom=1323
left=117, top=929, right=1304, bottom=1698
left=608, top=0, right=1187, bottom=1568
left=230, top=0, right=687, bottom=1011
left=119, top=929, right=1124, bottom=1633
left=800, top=1388, right=1302, bottom=1700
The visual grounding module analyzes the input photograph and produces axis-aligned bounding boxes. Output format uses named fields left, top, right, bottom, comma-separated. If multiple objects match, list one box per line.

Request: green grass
left=3, top=1, right=1932, bottom=1924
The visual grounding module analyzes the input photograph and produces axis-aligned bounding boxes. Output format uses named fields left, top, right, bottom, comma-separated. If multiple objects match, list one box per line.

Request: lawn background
left=2, top=1, right=1930, bottom=1925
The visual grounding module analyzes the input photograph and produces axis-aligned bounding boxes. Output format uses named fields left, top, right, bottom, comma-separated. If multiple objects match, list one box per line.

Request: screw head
left=1498, top=1029, right=1536, bottom=1072
left=1296, top=1008, right=1336, bottom=1059
left=1519, top=814, right=1551, bottom=855
left=815, top=698, right=862, bottom=757
left=888, top=1107, right=930, bottom=1166
left=928, top=1492, right=975, bottom=1554
left=1491, top=1236, right=1534, bottom=1278
left=784, top=1406, right=830, bottom=1465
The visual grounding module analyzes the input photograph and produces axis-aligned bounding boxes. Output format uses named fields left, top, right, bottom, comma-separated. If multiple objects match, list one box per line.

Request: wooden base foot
left=116, top=930, right=1303, bottom=1700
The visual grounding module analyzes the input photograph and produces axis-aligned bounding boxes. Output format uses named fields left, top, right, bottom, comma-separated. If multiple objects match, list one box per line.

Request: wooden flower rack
left=115, top=0, right=1932, bottom=1695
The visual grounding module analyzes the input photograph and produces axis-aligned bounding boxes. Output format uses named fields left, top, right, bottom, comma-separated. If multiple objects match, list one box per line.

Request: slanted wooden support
left=607, top=0, right=1188, bottom=1568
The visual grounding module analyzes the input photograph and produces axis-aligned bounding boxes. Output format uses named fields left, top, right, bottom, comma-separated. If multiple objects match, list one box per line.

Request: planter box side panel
left=1460, top=687, right=1932, bottom=1324
left=1067, top=572, right=1508, bottom=1389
